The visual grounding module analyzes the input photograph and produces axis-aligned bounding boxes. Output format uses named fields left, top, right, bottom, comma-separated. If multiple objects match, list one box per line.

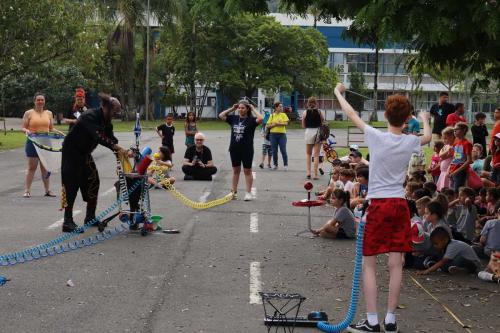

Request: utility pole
left=145, top=0, right=151, bottom=122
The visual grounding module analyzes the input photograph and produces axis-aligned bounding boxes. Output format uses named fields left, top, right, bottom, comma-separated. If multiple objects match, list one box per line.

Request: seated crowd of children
left=312, top=126, right=500, bottom=283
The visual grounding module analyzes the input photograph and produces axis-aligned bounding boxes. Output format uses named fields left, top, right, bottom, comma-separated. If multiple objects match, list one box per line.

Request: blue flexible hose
left=317, top=219, right=365, bottom=332
left=0, top=180, right=142, bottom=267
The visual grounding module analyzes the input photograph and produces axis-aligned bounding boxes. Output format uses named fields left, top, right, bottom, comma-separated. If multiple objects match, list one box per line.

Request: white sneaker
left=231, top=192, right=238, bottom=200
left=284, top=166, right=288, bottom=171
left=244, top=192, right=253, bottom=201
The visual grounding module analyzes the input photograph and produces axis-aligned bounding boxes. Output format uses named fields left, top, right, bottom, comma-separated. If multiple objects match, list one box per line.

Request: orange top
left=27, top=109, right=52, bottom=133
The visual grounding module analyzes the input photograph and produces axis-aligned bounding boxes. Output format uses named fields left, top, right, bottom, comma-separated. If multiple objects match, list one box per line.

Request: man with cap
left=61, top=93, right=131, bottom=233
left=63, top=87, right=87, bottom=132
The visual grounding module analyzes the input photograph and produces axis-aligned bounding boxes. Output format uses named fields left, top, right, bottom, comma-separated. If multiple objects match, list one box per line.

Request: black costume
left=61, top=108, right=118, bottom=231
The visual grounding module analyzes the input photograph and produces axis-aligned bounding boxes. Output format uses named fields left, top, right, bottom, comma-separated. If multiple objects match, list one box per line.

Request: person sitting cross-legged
left=182, top=132, right=217, bottom=181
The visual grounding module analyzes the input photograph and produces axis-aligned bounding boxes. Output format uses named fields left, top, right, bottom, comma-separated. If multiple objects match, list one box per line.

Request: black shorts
left=336, top=228, right=353, bottom=239
left=230, top=148, right=254, bottom=169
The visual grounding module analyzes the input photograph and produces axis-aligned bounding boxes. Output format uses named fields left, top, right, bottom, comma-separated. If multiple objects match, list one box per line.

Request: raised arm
left=419, top=112, right=431, bottom=146
left=334, top=83, right=366, bottom=131
left=250, top=105, right=263, bottom=124
left=219, top=104, right=237, bottom=121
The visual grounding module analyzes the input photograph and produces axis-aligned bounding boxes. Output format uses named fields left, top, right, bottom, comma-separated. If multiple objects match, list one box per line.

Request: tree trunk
left=369, top=46, right=379, bottom=122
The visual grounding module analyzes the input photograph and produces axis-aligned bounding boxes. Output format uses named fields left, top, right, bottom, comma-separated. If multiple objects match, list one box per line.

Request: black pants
left=182, top=165, right=217, bottom=180
left=61, top=152, right=99, bottom=220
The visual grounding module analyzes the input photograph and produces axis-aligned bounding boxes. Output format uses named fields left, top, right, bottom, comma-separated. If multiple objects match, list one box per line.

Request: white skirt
left=304, top=128, right=318, bottom=144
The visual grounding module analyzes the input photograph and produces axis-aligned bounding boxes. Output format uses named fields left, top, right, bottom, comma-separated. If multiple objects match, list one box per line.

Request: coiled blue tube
left=317, top=219, right=365, bottom=332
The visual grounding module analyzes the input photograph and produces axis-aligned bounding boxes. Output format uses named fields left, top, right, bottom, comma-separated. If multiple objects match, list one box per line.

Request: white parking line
left=250, top=213, right=259, bottom=233
left=199, top=190, right=211, bottom=203
left=251, top=187, right=257, bottom=198
left=249, top=261, right=262, bottom=304
left=100, top=187, right=116, bottom=197
left=252, top=171, right=256, bottom=179
left=48, top=210, right=82, bottom=229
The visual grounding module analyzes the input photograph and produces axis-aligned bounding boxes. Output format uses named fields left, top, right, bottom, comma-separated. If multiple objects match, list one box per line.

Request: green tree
left=248, top=0, right=500, bottom=86
left=92, top=0, right=179, bottom=119
left=0, top=0, right=89, bottom=80
left=346, top=70, right=366, bottom=116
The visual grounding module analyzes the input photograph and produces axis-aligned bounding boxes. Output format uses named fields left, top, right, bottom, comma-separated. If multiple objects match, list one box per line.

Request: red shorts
left=363, top=198, right=412, bottom=256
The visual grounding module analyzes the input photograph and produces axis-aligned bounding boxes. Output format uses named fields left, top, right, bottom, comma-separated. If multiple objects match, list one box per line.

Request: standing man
left=446, top=103, right=466, bottom=127
left=430, top=92, right=455, bottom=140
left=61, top=93, right=130, bottom=233
left=63, top=87, right=87, bottom=132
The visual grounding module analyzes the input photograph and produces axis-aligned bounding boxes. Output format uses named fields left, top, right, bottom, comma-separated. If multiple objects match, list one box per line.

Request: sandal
left=306, top=175, right=311, bottom=180
left=44, top=191, right=56, bottom=197
left=23, top=191, right=31, bottom=198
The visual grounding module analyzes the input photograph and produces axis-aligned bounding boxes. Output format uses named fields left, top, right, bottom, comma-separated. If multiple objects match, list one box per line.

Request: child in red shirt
left=445, top=103, right=466, bottom=127
left=491, top=133, right=500, bottom=184
left=448, top=122, right=472, bottom=192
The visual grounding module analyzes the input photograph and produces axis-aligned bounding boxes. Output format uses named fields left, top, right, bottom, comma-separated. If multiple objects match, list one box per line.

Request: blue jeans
left=270, top=133, right=288, bottom=167
left=451, top=169, right=467, bottom=192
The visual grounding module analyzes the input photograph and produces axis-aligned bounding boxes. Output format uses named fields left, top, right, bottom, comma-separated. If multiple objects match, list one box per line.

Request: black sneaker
left=259, top=163, right=264, bottom=169
left=347, top=319, right=381, bottom=332
left=319, top=168, right=324, bottom=175
left=384, top=321, right=398, bottom=333
left=62, top=219, right=84, bottom=233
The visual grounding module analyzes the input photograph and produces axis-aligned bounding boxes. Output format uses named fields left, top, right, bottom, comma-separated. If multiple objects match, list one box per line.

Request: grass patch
left=0, top=131, right=27, bottom=150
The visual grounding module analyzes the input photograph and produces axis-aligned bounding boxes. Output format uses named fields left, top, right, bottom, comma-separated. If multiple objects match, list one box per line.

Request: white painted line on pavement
left=249, top=261, right=262, bottom=304
left=199, top=190, right=211, bottom=203
left=252, top=171, right=256, bottom=179
left=17, top=169, right=27, bottom=174
left=251, top=187, right=257, bottom=198
left=250, top=213, right=259, bottom=233
left=100, top=187, right=116, bottom=197
left=48, top=210, right=81, bottom=229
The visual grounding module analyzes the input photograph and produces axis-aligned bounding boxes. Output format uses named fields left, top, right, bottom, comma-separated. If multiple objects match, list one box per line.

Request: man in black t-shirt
left=182, top=132, right=217, bottom=180
left=156, top=113, right=175, bottom=154
left=429, top=92, right=455, bottom=140
left=63, top=88, right=87, bottom=132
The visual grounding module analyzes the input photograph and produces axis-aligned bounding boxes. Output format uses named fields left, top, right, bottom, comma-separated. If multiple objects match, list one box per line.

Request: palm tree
left=91, top=0, right=179, bottom=119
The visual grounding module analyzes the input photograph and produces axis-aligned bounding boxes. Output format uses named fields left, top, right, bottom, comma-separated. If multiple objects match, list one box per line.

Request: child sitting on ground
left=427, top=141, right=444, bottom=183
left=423, top=182, right=437, bottom=198
left=148, top=146, right=175, bottom=187
left=417, top=227, right=481, bottom=275
left=312, top=189, right=356, bottom=239
left=415, top=196, right=432, bottom=224
left=448, top=187, right=477, bottom=243
left=477, top=251, right=500, bottom=283
left=473, top=207, right=500, bottom=259
left=424, top=201, right=452, bottom=236
left=350, top=166, right=369, bottom=209
left=474, top=188, right=488, bottom=214
left=476, top=187, right=500, bottom=228
left=339, top=168, right=355, bottom=195
left=317, top=167, right=343, bottom=201
left=405, top=181, right=423, bottom=200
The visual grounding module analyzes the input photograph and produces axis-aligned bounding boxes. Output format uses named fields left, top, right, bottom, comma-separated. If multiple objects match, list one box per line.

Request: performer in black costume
left=61, top=93, right=130, bottom=233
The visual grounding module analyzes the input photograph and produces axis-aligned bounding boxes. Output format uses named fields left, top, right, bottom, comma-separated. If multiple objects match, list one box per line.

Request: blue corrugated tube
left=317, top=219, right=365, bottom=332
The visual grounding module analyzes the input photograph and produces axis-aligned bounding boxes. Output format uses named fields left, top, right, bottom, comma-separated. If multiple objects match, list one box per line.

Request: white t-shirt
left=364, top=125, right=421, bottom=199
left=343, top=180, right=354, bottom=194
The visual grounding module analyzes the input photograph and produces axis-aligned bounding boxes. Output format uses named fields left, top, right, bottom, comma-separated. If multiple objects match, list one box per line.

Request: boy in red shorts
left=334, top=83, right=431, bottom=333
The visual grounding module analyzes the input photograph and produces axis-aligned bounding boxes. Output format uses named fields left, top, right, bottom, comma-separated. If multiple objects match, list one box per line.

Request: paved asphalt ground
left=0, top=128, right=498, bottom=333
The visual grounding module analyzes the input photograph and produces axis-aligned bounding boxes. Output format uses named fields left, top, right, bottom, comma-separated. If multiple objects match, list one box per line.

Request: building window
left=346, top=53, right=376, bottom=74
left=380, top=54, right=406, bottom=75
